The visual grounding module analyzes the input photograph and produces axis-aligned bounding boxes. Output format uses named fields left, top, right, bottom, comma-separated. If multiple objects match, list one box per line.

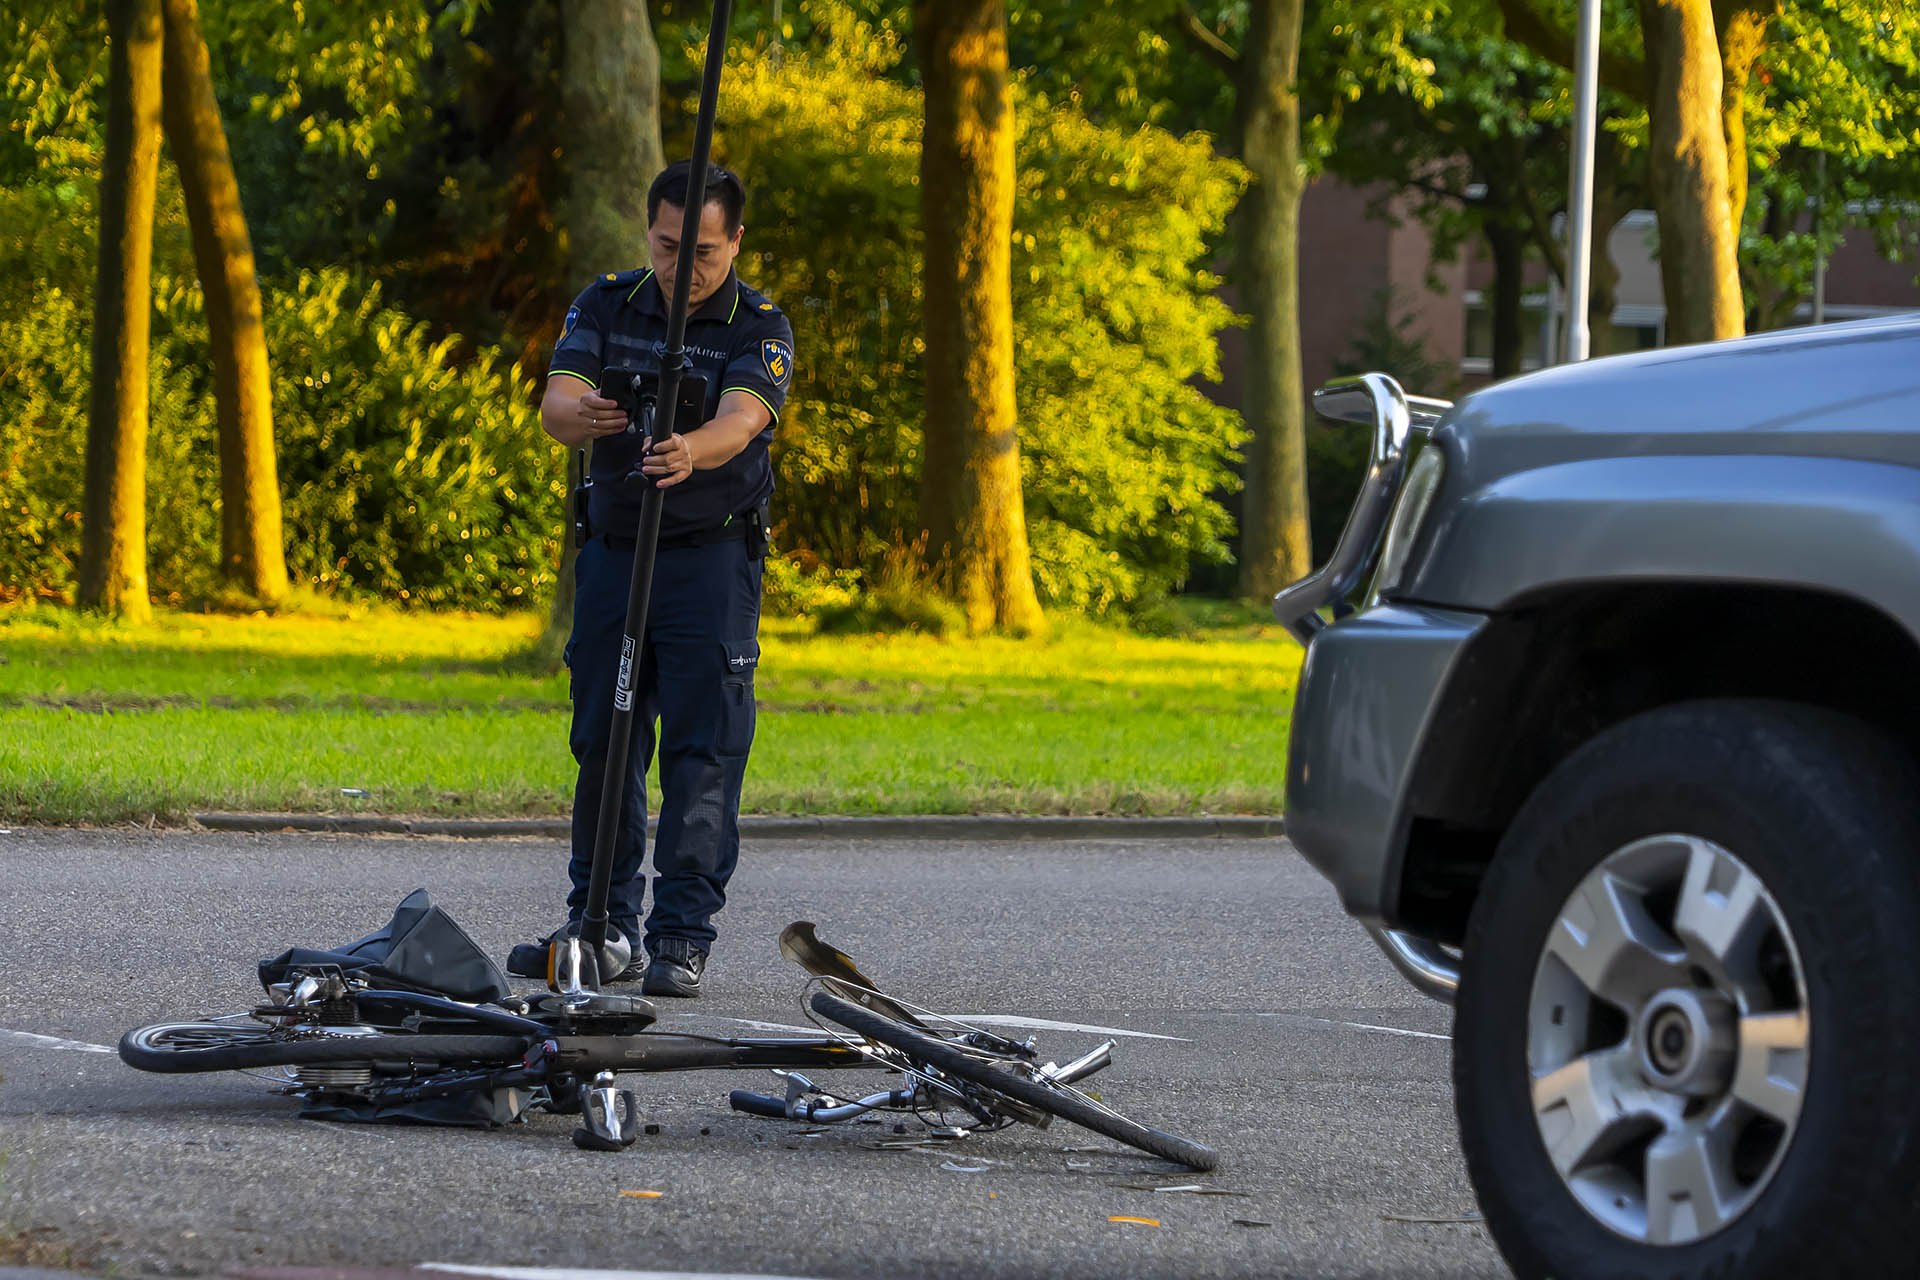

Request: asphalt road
left=0, top=829, right=1505, bottom=1279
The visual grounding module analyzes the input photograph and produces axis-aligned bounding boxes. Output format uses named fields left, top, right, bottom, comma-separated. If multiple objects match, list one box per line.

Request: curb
left=190, top=812, right=1286, bottom=841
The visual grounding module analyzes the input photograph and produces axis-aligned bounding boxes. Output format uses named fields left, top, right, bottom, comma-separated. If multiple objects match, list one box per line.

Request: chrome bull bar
left=1365, top=925, right=1461, bottom=1004
left=1270, top=374, right=1451, bottom=646
left=1276, top=373, right=1458, bottom=1003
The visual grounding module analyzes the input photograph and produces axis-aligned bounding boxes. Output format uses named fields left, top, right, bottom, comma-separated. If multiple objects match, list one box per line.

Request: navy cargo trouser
left=564, top=534, right=761, bottom=953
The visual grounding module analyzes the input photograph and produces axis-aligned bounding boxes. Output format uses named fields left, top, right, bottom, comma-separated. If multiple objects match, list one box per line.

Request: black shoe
left=641, top=938, right=707, bottom=998
left=606, top=950, right=648, bottom=984
left=506, top=937, right=553, bottom=979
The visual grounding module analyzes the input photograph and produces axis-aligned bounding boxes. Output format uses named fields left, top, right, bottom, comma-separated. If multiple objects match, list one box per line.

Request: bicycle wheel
left=119, top=1021, right=528, bottom=1075
left=811, top=992, right=1217, bottom=1171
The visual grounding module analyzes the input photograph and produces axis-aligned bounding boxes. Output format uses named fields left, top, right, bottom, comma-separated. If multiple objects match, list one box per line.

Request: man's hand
left=540, top=378, right=628, bottom=448
left=572, top=391, right=629, bottom=439
left=641, top=432, right=695, bottom=487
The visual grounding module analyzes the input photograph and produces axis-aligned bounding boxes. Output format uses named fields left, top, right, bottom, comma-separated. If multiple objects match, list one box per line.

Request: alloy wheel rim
left=1527, top=834, right=1810, bottom=1245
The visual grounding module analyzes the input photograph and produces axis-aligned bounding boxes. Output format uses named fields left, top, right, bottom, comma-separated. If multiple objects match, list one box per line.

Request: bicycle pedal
left=573, top=1075, right=638, bottom=1151
left=571, top=1123, right=631, bottom=1152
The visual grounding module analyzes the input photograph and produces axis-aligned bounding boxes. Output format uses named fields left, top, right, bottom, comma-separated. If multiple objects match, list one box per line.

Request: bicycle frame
left=250, top=963, right=1116, bottom=1146
left=536, top=1031, right=866, bottom=1075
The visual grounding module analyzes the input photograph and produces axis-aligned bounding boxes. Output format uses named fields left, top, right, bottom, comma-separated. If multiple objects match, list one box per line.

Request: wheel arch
left=1388, top=581, right=1920, bottom=943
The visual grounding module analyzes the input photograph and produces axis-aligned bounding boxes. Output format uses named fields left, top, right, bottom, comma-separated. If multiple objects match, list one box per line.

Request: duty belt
left=602, top=520, right=749, bottom=553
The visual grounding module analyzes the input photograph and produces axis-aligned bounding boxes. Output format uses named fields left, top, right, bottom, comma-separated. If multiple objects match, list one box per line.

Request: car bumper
left=1285, top=602, right=1487, bottom=927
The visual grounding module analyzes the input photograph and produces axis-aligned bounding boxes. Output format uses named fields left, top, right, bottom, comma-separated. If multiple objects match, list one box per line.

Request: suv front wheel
left=1455, top=699, right=1920, bottom=1279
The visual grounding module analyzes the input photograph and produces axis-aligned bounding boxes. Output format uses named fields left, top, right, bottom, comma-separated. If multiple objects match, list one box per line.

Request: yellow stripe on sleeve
left=721, top=386, right=780, bottom=421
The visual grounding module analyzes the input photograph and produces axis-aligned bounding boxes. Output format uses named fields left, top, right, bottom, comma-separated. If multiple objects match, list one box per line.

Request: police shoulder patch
left=761, top=337, right=793, bottom=387
left=596, top=268, right=646, bottom=290
left=758, top=302, right=774, bottom=311
left=561, top=306, right=581, bottom=341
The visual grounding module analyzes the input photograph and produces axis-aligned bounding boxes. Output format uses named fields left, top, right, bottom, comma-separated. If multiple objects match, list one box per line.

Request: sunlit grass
left=0, top=601, right=1301, bottom=823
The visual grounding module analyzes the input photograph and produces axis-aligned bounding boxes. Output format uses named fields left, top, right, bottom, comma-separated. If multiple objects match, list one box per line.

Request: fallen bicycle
left=118, top=892, right=1216, bottom=1170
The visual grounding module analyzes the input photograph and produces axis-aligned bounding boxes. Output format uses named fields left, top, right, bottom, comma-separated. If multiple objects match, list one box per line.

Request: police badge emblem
left=761, top=338, right=792, bottom=387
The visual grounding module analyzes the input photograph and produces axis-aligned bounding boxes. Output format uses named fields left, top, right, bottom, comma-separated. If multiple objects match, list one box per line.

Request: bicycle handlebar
left=728, top=1086, right=914, bottom=1122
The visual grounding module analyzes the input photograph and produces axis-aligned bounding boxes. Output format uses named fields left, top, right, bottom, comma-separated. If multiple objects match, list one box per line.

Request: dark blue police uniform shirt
left=547, top=268, right=795, bottom=541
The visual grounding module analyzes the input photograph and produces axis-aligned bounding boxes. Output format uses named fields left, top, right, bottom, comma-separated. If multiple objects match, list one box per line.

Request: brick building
left=1216, top=178, right=1920, bottom=405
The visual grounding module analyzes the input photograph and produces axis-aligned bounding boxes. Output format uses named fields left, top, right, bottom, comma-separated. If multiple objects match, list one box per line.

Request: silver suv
left=1276, top=314, right=1920, bottom=1280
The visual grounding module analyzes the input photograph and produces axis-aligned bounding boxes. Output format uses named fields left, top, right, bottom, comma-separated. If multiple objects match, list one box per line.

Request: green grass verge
left=0, top=602, right=1301, bottom=823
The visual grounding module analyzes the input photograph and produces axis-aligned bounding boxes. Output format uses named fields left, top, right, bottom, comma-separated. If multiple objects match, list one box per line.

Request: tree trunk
left=912, top=0, right=1045, bottom=635
left=160, top=0, right=287, bottom=606
left=1486, top=218, right=1528, bottom=379
left=1639, top=0, right=1744, bottom=343
left=1233, top=0, right=1310, bottom=602
left=534, top=0, right=667, bottom=666
left=1715, top=0, right=1774, bottom=239
left=80, top=0, right=164, bottom=623
left=558, top=0, right=665, bottom=268
left=1585, top=131, right=1630, bottom=357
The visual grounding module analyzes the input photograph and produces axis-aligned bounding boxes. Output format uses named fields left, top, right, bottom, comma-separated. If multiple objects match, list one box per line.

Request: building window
left=1461, top=290, right=1551, bottom=375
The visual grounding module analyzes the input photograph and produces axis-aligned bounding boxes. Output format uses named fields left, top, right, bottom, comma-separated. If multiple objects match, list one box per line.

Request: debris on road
left=1382, top=1211, right=1483, bottom=1224
left=1108, top=1216, right=1161, bottom=1226
left=619, top=1190, right=664, bottom=1199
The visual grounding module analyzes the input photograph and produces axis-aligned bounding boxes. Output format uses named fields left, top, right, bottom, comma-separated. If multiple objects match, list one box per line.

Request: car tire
left=1455, top=699, right=1920, bottom=1280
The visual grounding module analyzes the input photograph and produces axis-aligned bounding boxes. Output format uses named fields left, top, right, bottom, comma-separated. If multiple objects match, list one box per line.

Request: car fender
left=1410, top=454, right=1920, bottom=638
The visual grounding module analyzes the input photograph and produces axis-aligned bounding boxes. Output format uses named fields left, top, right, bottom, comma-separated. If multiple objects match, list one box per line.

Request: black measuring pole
left=579, top=0, right=736, bottom=963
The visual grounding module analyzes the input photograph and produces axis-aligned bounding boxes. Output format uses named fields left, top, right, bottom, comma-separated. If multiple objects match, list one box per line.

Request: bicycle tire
left=119, top=1021, right=529, bottom=1075
left=810, top=992, right=1217, bottom=1171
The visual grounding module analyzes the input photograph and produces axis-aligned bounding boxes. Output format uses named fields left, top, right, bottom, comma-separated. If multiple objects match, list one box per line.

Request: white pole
left=1564, top=0, right=1602, bottom=361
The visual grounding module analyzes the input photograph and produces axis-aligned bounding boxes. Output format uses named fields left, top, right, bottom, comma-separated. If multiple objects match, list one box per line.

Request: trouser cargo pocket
left=719, top=639, right=759, bottom=758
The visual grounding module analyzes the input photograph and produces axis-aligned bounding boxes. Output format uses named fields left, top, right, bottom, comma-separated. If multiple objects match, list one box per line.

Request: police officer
left=513, top=160, right=794, bottom=998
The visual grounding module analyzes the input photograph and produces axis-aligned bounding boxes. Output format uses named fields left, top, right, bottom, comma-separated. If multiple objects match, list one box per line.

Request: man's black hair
left=647, top=160, right=747, bottom=235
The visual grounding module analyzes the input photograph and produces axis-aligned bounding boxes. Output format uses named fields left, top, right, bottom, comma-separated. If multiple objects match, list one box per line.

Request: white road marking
left=0, top=1027, right=115, bottom=1054
left=953, top=1015, right=1186, bottom=1042
left=1257, top=1012, right=1450, bottom=1041
left=710, top=1014, right=1185, bottom=1042
left=425, top=1266, right=823, bottom=1280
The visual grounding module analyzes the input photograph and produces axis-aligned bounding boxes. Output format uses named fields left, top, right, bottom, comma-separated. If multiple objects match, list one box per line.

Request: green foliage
left=249, top=269, right=559, bottom=609
left=1740, top=3, right=1920, bottom=321
left=0, top=176, right=190, bottom=601
left=0, top=177, right=559, bottom=610
left=814, top=579, right=968, bottom=638
left=722, top=39, right=1247, bottom=616
left=1006, top=0, right=1236, bottom=133
left=0, top=2, right=107, bottom=182
left=200, top=0, right=483, bottom=161
left=760, top=554, right=862, bottom=618
left=7, top=0, right=1250, bottom=625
